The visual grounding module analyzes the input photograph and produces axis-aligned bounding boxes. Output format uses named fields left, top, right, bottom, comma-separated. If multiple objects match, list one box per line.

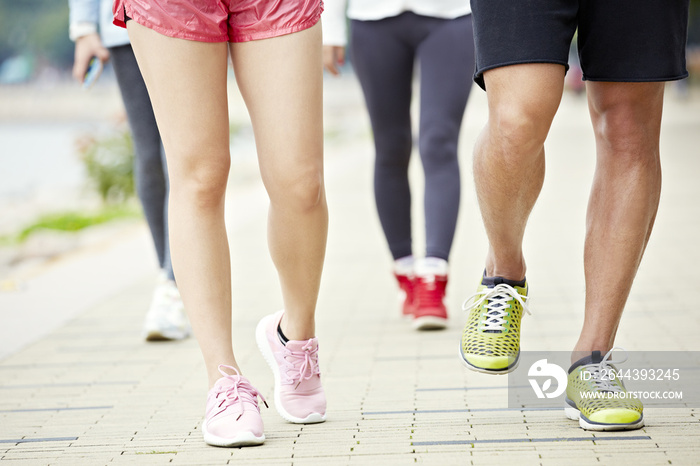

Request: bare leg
left=230, top=23, right=327, bottom=341
left=127, top=22, right=235, bottom=387
left=474, top=64, right=565, bottom=280
left=573, top=82, right=664, bottom=359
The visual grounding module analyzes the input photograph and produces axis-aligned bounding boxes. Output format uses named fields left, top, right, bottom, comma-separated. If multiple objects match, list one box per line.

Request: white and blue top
left=68, top=0, right=129, bottom=47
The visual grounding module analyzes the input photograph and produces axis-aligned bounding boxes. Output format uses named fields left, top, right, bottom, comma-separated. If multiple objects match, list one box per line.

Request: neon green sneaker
left=459, top=276, right=530, bottom=374
left=565, top=349, right=644, bottom=431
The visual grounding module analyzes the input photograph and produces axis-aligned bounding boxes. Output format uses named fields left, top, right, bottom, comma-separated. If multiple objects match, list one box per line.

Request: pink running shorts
left=113, top=0, right=323, bottom=43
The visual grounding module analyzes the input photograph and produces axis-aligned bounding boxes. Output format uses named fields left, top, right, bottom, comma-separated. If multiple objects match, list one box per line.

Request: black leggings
left=110, top=44, right=173, bottom=280
left=351, top=12, right=475, bottom=261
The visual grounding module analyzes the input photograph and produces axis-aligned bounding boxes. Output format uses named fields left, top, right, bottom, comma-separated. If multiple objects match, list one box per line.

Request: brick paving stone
left=2, top=80, right=700, bottom=465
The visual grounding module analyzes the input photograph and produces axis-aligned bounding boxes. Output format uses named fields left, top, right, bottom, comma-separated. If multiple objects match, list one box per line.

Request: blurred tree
left=0, top=0, right=72, bottom=74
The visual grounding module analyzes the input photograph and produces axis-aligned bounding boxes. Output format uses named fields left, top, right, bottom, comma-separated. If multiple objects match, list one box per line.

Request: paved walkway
left=1, top=77, right=699, bottom=465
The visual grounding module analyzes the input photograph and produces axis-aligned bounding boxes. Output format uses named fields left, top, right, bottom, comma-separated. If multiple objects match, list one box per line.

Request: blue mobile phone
left=83, top=57, right=103, bottom=89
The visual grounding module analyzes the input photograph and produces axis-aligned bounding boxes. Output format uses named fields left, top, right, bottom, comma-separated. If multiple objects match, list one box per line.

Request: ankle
left=484, top=255, right=526, bottom=281
left=572, top=340, right=614, bottom=364
left=280, top=312, right=315, bottom=341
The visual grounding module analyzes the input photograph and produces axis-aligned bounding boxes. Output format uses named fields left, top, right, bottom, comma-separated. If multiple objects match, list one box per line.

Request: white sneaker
left=142, top=277, right=191, bottom=341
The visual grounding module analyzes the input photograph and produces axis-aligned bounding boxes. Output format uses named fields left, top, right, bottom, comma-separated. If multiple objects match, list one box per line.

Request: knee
left=134, top=153, right=165, bottom=189
left=419, top=125, right=459, bottom=166
left=171, top=150, right=230, bottom=209
left=374, top=127, right=413, bottom=168
left=592, top=107, right=659, bottom=162
left=488, top=104, right=550, bottom=156
left=267, top=166, right=325, bottom=213
left=589, top=84, right=664, bottom=163
left=186, top=162, right=230, bottom=208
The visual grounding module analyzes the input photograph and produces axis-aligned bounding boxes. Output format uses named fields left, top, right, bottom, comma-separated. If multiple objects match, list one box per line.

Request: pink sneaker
left=202, top=365, right=267, bottom=447
left=395, top=272, right=416, bottom=318
left=412, top=258, right=449, bottom=330
left=255, top=310, right=326, bottom=424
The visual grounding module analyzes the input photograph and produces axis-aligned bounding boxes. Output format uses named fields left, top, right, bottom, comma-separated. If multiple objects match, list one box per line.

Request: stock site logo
left=528, top=359, right=567, bottom=399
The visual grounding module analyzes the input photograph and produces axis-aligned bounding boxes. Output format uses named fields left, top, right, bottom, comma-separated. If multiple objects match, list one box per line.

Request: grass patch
left=1, top=126, right=144, bottom=248
left=1, top=205, right=141, bottom=245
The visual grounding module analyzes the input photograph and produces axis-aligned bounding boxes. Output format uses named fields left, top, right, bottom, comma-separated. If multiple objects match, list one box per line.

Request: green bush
left=77, top=128, right=135, bottom=204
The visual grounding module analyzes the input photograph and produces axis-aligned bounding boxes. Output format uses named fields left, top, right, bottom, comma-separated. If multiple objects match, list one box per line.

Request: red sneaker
left=394, top=272, right=416, bottom=318
left=413, top=258, right=448, bottom=330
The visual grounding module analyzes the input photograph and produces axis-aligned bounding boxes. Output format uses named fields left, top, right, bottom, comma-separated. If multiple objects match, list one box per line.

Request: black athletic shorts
left=471, top=0, right=690, bottom=90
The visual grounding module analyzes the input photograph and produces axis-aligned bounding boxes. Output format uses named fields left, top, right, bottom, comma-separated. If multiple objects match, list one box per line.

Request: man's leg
left=474, top=64, right=565, bottom=281
left=564, top=83, right=663, bottom=432
left=561, top=0, right=687, bottom=430
left=460, top=63, right=564, bottom=373
left=574, top=82, right=664, bottom=358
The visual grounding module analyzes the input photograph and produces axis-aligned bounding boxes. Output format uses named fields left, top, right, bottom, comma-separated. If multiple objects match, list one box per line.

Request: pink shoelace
left=281, top=342, right=321, bottom=389
left=212, top=365, right=267, bottom=421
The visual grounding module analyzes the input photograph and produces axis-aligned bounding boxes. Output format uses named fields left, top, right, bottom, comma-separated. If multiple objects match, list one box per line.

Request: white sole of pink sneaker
left=202, top=426, right=265, bottom=447
left=255, top=313, right=326, bottom=425
left=412, top=315, right=448, bottom=331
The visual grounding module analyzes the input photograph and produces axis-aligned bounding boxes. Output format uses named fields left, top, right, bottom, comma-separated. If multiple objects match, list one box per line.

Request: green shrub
left=76, top=128, right=135, bottom=204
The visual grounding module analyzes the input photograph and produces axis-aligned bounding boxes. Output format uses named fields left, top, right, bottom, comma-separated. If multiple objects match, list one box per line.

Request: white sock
left=415, top=257, right=448, bottom=277
left=393, top=255, right=415, bottom=275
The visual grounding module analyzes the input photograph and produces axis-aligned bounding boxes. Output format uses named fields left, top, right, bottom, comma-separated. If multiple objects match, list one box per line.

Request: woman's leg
left=126, top=22, right=234, bottom=387
left=416, top=15, right=474, bottom=261
left=109, top=44, right=168, bottom=272
left=350, top=18, right=416, bottom=261
left=159, top=153, right=174, bottom=282
left=229, top=24, right=326, bottom=341
left=110, top=43, right=186, bottom=341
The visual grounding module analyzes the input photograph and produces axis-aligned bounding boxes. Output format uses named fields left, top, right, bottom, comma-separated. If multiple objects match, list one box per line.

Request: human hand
left=323, top=45, right=345, bottom=76
left=72, top=33, right=109, bottom=83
